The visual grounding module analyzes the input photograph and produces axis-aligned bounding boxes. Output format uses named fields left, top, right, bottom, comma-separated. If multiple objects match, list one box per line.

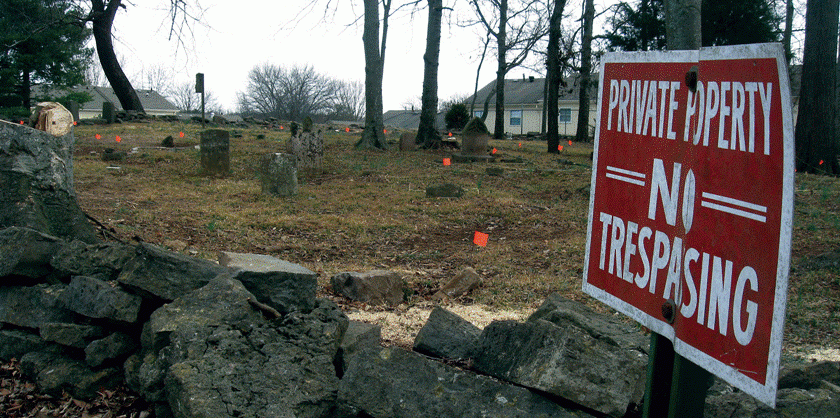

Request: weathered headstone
left=400, top=132, right=417, bottom=151
left=288, top=131, right=324, bottom=171
left=200, top=129, right=230, bottom=176
left=67, top=100, right=80, bottom=122
left=102, top=101, right=116, bottom=124
left=413, top=306, right=481, bottom=360
left=259, top=153, right=298, bottom=196
left=426, top=183, right=464, bottom=198
left=454, top=117, right=493, bottom=162
left=432, top=267, right=482, bottom=300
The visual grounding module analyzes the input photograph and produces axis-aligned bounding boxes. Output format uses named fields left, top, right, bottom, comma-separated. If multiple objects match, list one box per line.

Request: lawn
left=71, top=120, right=839, bottom=359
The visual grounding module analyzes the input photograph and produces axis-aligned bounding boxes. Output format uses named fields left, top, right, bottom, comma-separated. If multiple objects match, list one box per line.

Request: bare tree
left=331, top=80, right=366, bottom=121
left=782, top=0, right=793, bottom=64
left=574, top=0, right=595, bottom=143
left=169, top=81, right=199, bottom=111
left=469, top=0, right=548, bottom=138
left=134, top=64, right=175, bottom=95
left=545, top=0, right=567, bottom=153
left=417, top=0, right=444, bottom=148
left=88, top=0, right=144, bottom=112
left=357, top=0, right=392, bottom=150
left=795, top=0, right=839, bottom=174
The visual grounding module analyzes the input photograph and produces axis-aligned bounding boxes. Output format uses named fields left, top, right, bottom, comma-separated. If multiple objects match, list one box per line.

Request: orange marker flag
left=518, top=142, right=522, bottom=147
left=345, top=127, right=350, bottom=132
left=95, top=134, right=101, bottom=140
left=492, top=147, right=497, bottom=154
left=443, top=158, right=451, bottom=166
left=568, top=140, right=572, bottom=146
left=473, top=231, right=489, bottom=247
left=819, top=160, right=825, bottom=165
left=448, top=132, right=453, bottom=137
left=19, top=120, right=24, bottom=125
left=280, top=125, right=284, bottom=130
left=115, top=135, right=122, bottom=143
left=179, top=131, right=185, bottom=138
left=559, top=145, right=564, bottom=151
left=73, top=121, right=77, bottom=126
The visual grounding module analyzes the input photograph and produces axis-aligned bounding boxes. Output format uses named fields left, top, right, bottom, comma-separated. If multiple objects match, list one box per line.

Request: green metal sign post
left=643, top=334, right=712, bottom=418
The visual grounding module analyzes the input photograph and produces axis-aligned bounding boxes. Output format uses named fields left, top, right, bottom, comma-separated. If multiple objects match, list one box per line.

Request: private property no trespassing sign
left=582, top=43, right=794, bottom=407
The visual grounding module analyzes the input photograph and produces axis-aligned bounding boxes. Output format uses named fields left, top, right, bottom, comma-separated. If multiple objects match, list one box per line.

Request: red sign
left=583, top=44, right=793, bottom=407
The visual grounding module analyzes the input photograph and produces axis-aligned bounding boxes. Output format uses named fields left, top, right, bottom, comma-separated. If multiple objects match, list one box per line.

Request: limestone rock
left=338, top=346, right=586, bottom=418
left=473, top=319, right=647, bottom=417
left=0, top=121, right=97, bottom=242
left=117, top=242, right=229, bottom=301
left=432, top=267, right=482, bottom=300
left=132, top=276, right=348, bottom=417
left=336, top=321, right=381, bottom=376
left=0, top=329, right=52, bottom=360
left=21, top=350, right=121, bottom=399
left=50, top=239, right=136, bottom=281
left=219, top=251, right=317, bottom=314
left=40, top=323, right=105, bottom=349
left=59, top=276, right=143, bottom=323
left=330, top=270, right=405, bottom=305
left=0, top=227, right=63, bottom=282
left=413, top=306, right=480, bottom=360
left=528, top=293, right=649, bottom=353
left=704, top=387, right=840, bottom=418
left=85, top=332, right=137, bottom=367
left=0, top=285, right=74, bottom=329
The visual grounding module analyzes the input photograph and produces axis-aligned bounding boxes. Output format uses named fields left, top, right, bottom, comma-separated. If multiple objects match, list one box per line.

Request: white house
left=466, top=74, right=599, bottom=137
left=32, top=85, right=179, bottom=119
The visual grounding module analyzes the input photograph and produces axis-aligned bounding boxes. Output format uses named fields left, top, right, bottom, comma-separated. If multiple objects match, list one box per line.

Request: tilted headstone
left=102, top=101, right=116, bottom=124
left=67, top=100, right=80, bottom=122
left=199, top=129, right=230, bottom=177
left=259, top=153, right=298, bottom=196
left=400, top=132, right=417, bottom=151
left=288, top=131, right=324, bottom=171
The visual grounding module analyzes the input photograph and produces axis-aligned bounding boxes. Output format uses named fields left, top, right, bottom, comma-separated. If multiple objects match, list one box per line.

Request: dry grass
left=71, top=120, right=838, bottom=359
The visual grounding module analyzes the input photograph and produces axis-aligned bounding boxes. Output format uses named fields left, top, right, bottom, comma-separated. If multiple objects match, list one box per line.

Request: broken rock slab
left=330, top=270, right=405, bottom=305
left=117, top=242, right=230, bottom=301
left=21, top=350, right=121, bottom=399
left=413, top=306, right=481, bottom=360
left=338, top=346, right=589, bottom=418
left=528, top=293, right=649, bottom=353
left=432, top=267, right=482, bottom=301
left=0, top=284, right=74, bottom=329
left=336, top=320, right=382, bottom=376
left=0, top=227, right=64, bottom=282
left=130, top=275, right=348, bottom=418
left=473, top=319, right=647, bottom=418
left=219, top=251, right=317, bottom=314
left=59, top=275, right=143, bottom=323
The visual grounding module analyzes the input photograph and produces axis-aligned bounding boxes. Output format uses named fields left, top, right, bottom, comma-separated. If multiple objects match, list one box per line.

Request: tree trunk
left=357, top=0, right=387, bottom=150
left=664, top=0, right=701, bottom=50
left=91, top=0, right=144, bottom=113
left=470, top=36, right=490, bottom=116
left=574, top=0, right=594, bottom=143
left=546, top=0, right=564, bottom=153
left=795, top=0, right=840, bottom=174
left=782, top=0, right=793, bottom=65
left=493, top=0, right=508, bottom=139
left=21, top=69, right=31, bottom=110
left=417, top=0, right=443, bottom=149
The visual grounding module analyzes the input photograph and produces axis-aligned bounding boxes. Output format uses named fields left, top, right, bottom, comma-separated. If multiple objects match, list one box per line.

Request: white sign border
left=582, top=43, right=793, bottom=408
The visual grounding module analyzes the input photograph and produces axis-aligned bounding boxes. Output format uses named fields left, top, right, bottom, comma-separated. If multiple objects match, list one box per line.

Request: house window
left=559, top=108, right=572, bottom=123
left=473, top=110, right=484, bottom=118
left=510, top=110, right=522, bottom=126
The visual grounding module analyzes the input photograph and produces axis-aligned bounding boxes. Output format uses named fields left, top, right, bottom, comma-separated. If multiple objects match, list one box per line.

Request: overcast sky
left=104, top=0, right=799, bottom=114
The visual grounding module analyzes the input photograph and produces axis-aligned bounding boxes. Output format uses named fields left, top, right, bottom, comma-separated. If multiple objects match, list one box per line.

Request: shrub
left=461, top=116, right=490, bottom=135
left=445, top=103, right=470, bottom=131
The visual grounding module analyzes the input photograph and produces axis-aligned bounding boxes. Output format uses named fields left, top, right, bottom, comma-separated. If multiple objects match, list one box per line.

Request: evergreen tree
left=0, top=0, right=91, bottom=110
left=606, top=0, right=781, bottom=51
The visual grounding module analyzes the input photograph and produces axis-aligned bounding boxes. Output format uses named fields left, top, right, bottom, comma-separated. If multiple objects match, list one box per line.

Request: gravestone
left=288, top=131, right=323, bottom=171
left=200, top=129, right=230, bottom=177
left=400, top=132, right=417, bottom=151
left=67, top=101, right=80, bottom=122
left=260, top=153, right=298, bottom=196
left=102, top=102, right=116, bottom=124
left=454, top=117, right=493, bottom=162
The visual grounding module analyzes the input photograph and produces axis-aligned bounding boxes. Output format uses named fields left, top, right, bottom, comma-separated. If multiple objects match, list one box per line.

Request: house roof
left=382, top=109, right=446, bottom=131
left=31, top=84, right=179, bottom=113
left=468, top=74, right=599, bottom=106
